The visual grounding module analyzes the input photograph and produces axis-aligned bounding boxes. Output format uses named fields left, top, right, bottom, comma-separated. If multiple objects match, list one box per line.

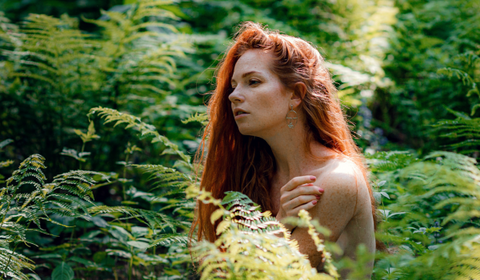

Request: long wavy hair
left=191, top=22, right=379, bottom=248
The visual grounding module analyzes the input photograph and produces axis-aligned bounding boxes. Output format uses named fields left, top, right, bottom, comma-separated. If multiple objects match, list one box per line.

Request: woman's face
left=229, top=49, right=293, bottom=138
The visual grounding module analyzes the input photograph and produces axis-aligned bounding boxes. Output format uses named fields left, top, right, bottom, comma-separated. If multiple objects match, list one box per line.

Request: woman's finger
left=283, top=194, right=320, bottom=210
left=281, top=175, right=316, bottom=192
left=292, top=184, right=324, bottom=196
left=280, top=184, right=323, bottom=204
left=287, top=200, right=319, bottom=217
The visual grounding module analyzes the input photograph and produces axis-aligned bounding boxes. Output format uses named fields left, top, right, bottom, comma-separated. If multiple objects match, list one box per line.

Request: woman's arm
left=275, top=161, right=372, bottom=271
left=275, top=175, right=324, bottom=232
left=291, top=168, right=360, bottom=267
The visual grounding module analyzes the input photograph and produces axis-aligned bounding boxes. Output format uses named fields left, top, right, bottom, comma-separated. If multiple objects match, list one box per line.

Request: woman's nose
left=228, top=87, right=245, bottom=103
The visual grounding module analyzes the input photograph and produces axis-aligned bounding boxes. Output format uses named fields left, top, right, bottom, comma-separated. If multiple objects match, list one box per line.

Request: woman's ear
left=290, top=82, right=307, bottom=107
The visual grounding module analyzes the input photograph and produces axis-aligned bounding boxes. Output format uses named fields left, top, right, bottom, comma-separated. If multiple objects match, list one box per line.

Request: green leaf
left=127, top=240, right=150, bottom=250
left=0, top=139, right=13, bottom=150
left=69, top=256, right=96, bottom=267
left=471, top=104, right=480, bottom=116
left=93, top=251, right=106, bottom=263
left=51, top=262, right=74, bottom=280
left=426, top=227, right=442, bottom=234
left=210, top=208, right=225, bottom=224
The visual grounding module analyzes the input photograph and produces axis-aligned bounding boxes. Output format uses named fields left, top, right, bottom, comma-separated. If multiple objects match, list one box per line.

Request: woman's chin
left=237, top=126, right=257, bottom=137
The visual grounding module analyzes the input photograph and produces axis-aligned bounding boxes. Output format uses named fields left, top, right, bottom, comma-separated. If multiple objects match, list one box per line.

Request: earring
left=285, top=104, right=298, bottom=129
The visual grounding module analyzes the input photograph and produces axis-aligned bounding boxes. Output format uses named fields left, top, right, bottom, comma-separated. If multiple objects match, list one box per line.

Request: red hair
left=190, top=22, right=380, bottom=248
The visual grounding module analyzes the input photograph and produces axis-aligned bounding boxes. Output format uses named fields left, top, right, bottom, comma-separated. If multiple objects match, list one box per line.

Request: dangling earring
left=285, top=104, right=298, bottom=129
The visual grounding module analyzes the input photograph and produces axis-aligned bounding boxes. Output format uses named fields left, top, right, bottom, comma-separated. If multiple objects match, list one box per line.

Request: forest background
left=0, top=0, right=479, bottom=279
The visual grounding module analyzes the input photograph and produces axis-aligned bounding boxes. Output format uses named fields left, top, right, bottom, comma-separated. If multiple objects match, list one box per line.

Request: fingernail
left=312, top=200, right=317, bottom=205
left=315, top=195, right=321, bottom=200
left=318, top=188, right=324, bottom=193
left=310, top=176, right=316, bottom=181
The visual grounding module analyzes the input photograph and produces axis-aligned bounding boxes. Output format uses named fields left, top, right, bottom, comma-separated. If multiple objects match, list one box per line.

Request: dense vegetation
left=0, top=0, right=479, bottom=279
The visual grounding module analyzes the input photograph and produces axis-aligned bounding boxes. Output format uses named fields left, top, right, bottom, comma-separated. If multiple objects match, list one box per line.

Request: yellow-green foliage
left=187, top=187, right=338, bottom=280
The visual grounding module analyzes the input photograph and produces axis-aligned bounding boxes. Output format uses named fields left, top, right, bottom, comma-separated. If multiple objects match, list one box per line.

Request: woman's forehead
left=232, top=49, right=275, bottom=79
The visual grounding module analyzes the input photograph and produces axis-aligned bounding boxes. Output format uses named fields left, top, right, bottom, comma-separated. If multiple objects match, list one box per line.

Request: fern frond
left=47, top=193, right=92, bottom=214
left=88, top=205, right=139, bottom=216
left=0, top=222, right=28, bottom=241
left=366, top=151, right=417, bottom=172
left=431, top=117, right=480, bottom=152
left=51, top=170, right=107, bottom=201
left=457, top=52, right=480, bottom=67
left=195, top=229, right=333, bottom=280
left=437, top=68, right=476, bottom=87
left=159, top=200, right=195, bottom=212
left=0, top=245, right=35, bottom=280
left=60, top=148, right=89, bottom=163
left=193, top=191, right=337, bottom=279
left=5, top=155, right=46, bottom=193
left=182, top=112, right=209, bottom=125
left=0, top=160, right=14, bottom=169
left=150, top=234, right=188, bottom=247
left=90, top=107, right=192, bottom=168
left=130, top=163, right=191, bottom=182
left=134, top=209, right=178, bottom=231
left=221, top=191, right=261, bottom=213
left=132, top=8, right=179, bottom=22
left=377, top=150, right=480, bottom=278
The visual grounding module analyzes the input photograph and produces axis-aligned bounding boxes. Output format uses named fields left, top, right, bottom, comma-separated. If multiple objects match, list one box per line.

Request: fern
left=366, top=150, right=418, bottom=172
left=433, top=52, right=480, bottom=154
left=130, top=163, right=193, bottom=191
left=457, top=52, right=480, bottom=68
left=449, top=242, right=480, bottom=280
left=0, top=154, right=114, bottom=279
left=437, top=68, right=476, bottom=88
left=80, top=0, right=190, bottom=100
left=150, top=234, right=189, bottom=247
left=89, top=107, right=193, bottom=168
left=0, top=235, right=35, bottom=280
left=373, top=151, right=480, bottom=279
left=192, top=190, right=338, bottom=279
left=182, top=112, right=209, bottom=126
left=221, top=191, right=282, bottom=235
left=1, top=13, right=99, bottom=96
left=431, top=110, right=480, bottom=155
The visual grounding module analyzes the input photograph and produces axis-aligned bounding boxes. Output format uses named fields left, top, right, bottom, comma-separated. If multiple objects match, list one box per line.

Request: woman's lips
left=234, top=113, right=249, bottom=120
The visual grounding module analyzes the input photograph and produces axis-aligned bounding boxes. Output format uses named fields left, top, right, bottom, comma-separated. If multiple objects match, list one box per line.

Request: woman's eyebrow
left=231, top=71, right=261, bottom=84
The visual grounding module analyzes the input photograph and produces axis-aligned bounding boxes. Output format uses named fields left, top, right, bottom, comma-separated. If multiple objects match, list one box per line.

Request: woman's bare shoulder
left=314, top=157, right=367, bottom=193
left=307, top=157, right=370, bottom=240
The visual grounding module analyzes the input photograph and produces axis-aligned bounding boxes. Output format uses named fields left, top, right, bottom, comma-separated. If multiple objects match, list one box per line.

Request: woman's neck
left=263, top=119, right=338, bottom=186
left=263, top=122, right=318, bottom=182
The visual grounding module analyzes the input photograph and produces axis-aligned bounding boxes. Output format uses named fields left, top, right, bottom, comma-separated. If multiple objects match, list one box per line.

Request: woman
left=192, top=22, right=378, bottom=277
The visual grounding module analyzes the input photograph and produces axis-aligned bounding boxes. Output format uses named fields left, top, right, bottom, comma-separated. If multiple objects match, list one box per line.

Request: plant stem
left=128, top=254, right=133, bottom=280
left=79, top=141, right=86, bottom=169
left=3, top=242, right=19, bottom=273
left=123, top=154, right=129, bottom=201
left=69, top=222, right=75, bottom=244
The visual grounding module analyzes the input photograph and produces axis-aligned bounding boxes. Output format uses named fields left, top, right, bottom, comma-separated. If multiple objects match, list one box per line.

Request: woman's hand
left=276, top=176, right=324, bottom=230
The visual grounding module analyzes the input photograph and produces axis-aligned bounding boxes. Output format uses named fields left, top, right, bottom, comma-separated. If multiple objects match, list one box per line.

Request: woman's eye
left=249, top=80, right=260, bottom=86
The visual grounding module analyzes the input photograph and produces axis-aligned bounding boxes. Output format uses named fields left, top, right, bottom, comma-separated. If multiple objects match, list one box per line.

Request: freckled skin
left=229, top=50, right=292, bottom=138
left=272, top=158, right=375, bottom=277
left=229, top=49, right=375, bottom=279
